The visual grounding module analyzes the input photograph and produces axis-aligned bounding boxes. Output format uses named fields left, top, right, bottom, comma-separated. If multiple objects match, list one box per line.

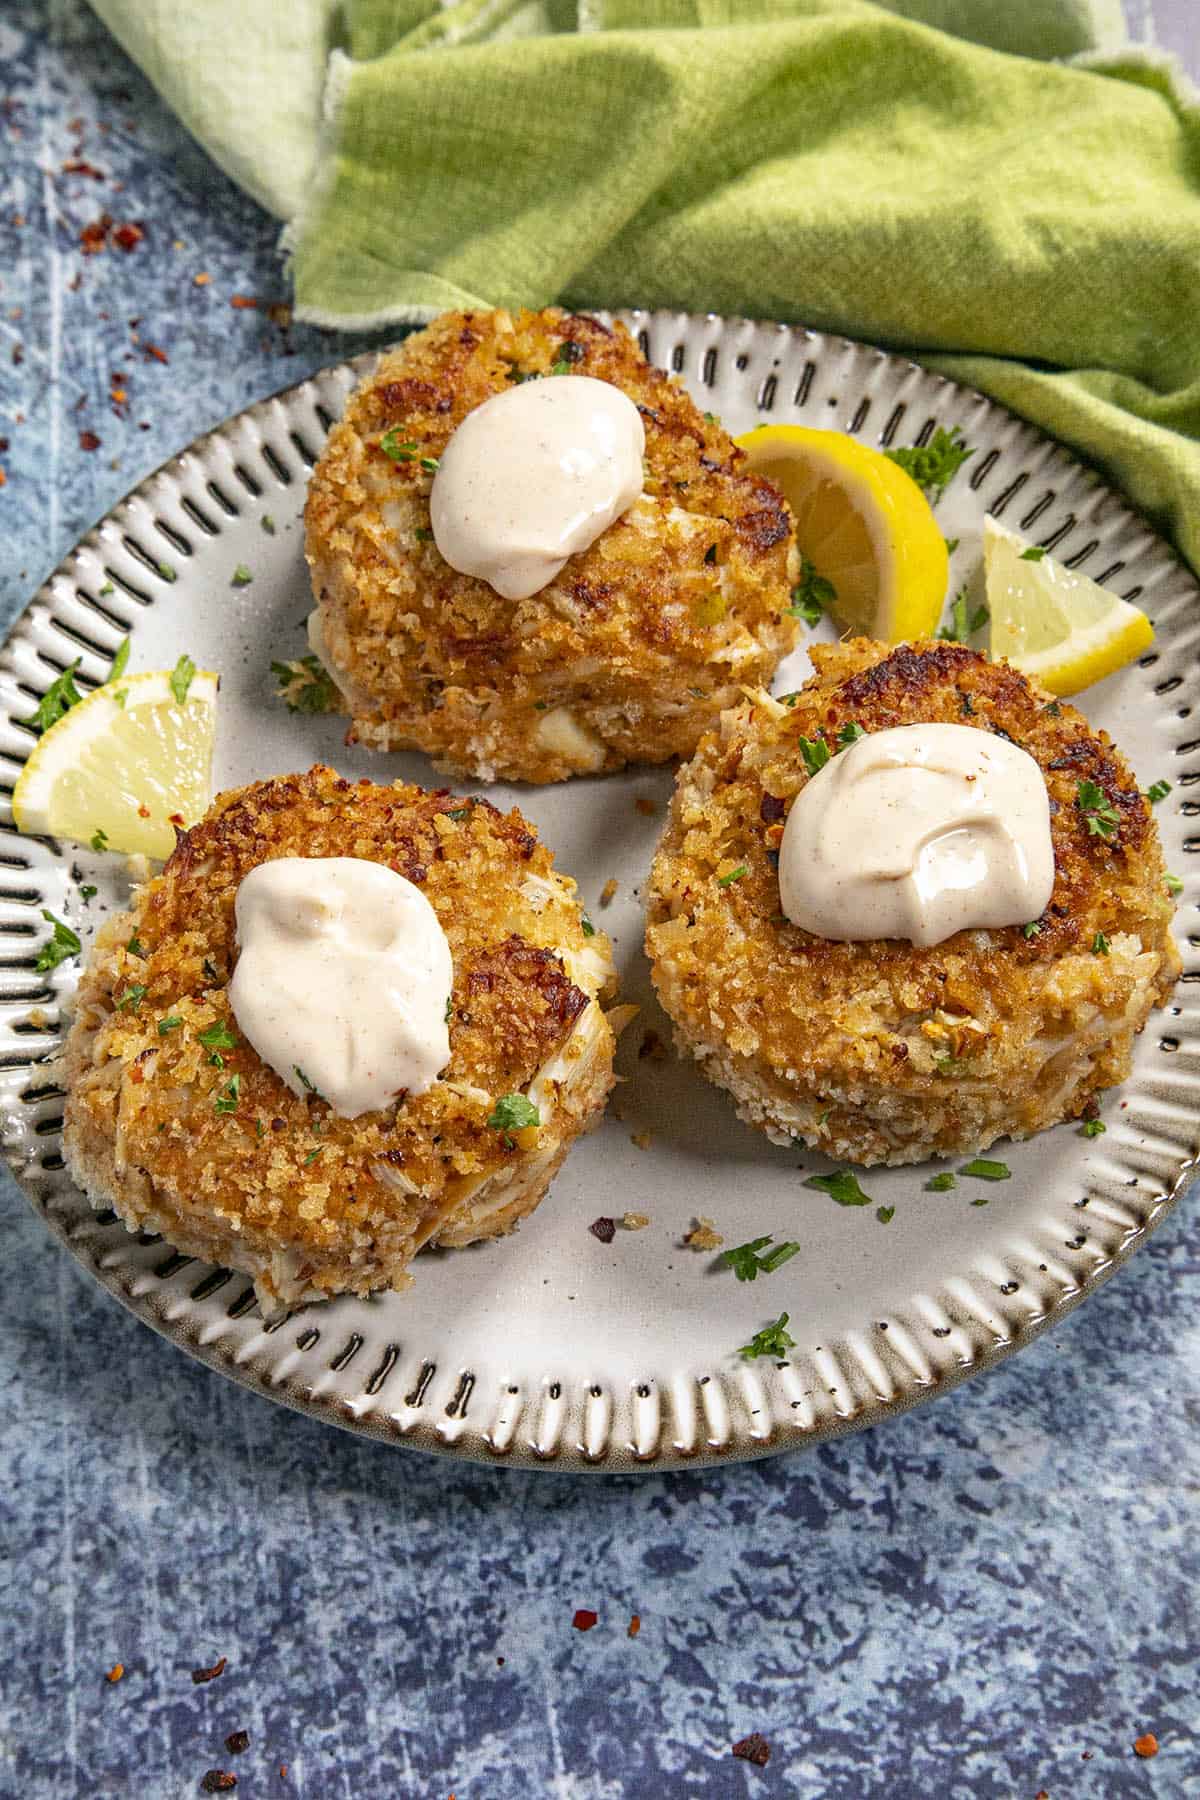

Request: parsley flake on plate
left=721, top=1235, right=801, bottom=1281
left=36, top=910, right=81, bottom=972
left=1145, top=780, right=1171, bottom=804
left=804, top=1169, right=872, bottom=1207
left=272, top=654, right=338, bottom=715
left=960, top=1157, right=1011, bottom=1181
left=27, top=661, right=83, bottom=733
left=1081, top=1119, right=1106, bottom=1138
left=937, top=588, right=988, bottom=643
left=90, top=828, right=109, bottom=853
left=875, top=1205, right=895, bottom=1224
left=488, top=1093, right=539, bottom=1134
left=738, top=1313, right=796, bottom=1360
left=1165, top=872, right=1184, bottom=896
left=169, top=653, right=196, bottom=706
left=109, top=636, right=130, bottom=682
left=788, top=562, right=837, bottom=627
left=1020, top=545, right=1047, bottom=562
left=885, top=425, right=973, bottom=502
left=926, top=1172, right=956, bottom=1192
left=231, top=564, right=253, bottom=587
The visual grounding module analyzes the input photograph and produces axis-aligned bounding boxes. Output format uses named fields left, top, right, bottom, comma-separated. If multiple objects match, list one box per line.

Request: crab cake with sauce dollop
left=303, top=307, right=799, bottom=783
left=645, top=639, right=1179, bottom=1166
left=62, top=765, right=616, bottom=1314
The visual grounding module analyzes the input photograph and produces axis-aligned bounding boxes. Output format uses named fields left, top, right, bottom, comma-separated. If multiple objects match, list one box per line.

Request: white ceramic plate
left=3, top=312, right=1198, bottom=1471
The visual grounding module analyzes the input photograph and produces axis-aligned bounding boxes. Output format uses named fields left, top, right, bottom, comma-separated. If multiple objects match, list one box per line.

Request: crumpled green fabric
left=88, top=0, right=1200, bottom=576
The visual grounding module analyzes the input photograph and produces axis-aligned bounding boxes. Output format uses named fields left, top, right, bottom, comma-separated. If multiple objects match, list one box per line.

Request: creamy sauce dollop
left=430, top=375, right=645, bottom=600
left=778, top=723, right=1055, bottom=948
left=229, top=857, right=452, bottom=1118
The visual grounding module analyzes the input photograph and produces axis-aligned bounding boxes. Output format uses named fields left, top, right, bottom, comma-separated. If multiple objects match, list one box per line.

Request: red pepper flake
left=143, top=343, right=169, bottom=365
left=62, top=158, right=105, bottom=179
left=224, top=1730, right=250, bottom=1755
left=193, top=272, right=211, bottom=287
left=79, top=430, right=101, bottom=452
left=190, top=1655, right=227, bottom=1685
left=112, top=221, right=144, bottom=253
left=572, top=1609, right=598, bottom=1632
left=199, top=1775, right=236, bottom=1794
left=732, top=1733, right=771, bottom=1768
left=80, top=213, right=112, bottom=254
left=0, top=438, right=8, bottom=453
left=11, top=345, right=23, bottom=366
left=589, top=1216, right=616, bottom=1244
left=168, top=812, right=185, bottom=827
left=0, top=469, right=6, bottom=489
left=1133, top=1734, right=1159, bottom=1759
left=230, top=294, right=258, bottom=310
left=627, top=1614, right=641, bottom=1639
left=137, top=804, right=151, bottom=819
left=105, top=1662, right=124, bottom=1683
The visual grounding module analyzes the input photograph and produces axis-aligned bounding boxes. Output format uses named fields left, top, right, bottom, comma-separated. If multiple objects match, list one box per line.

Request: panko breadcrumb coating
left=62, top=766, right=616, bottom=1313
left=645, top=639, right=1180, bottom=1166
left=304, top=307, right=799, bottom=783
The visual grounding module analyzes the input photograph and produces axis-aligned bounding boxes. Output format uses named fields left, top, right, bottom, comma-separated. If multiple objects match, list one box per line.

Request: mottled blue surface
left=2, top=4, right=1199, bottom=1796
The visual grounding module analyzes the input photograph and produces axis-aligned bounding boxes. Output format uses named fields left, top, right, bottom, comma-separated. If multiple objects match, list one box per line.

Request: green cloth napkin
left=88, top=0, right=1200, bottom=578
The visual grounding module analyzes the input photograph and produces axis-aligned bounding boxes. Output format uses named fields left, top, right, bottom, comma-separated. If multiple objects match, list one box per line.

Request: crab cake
left=303, top=307, right=799, bottom=783
left=62, top=766, right=616, bottom=1314
left=645, top=639, right=1180, bottom=1166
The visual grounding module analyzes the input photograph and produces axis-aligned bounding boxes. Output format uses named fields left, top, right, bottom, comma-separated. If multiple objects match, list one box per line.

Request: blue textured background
left=2, top=4, right=1198, bottom=1795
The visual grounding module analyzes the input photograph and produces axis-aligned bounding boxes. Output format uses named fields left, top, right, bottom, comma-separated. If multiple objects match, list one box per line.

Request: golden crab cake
left=645, top=639, right=1180, bottom=1167
left=303, top=306, right=799, bottom=784
left=62, top=766, right=616, bottom=1314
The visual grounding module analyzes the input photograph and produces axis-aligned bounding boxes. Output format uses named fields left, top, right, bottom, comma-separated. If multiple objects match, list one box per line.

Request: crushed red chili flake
left=279, top=1768, right=287, bottom=1781
left=190, top=1655, right=227, bottom=1685
left=137, top=803, right=151, bottom=818
left=0, top=469, right=6, bottom=489
left=230, top=294, right=258, bottom=310
left=80, top=214, right=111, bottom=254
left=628, top=1614, right=641, bottom=1639
left=572, top=1609, right=598, bottom=1632
left=199, top=1774, right=236, bottom=1794
left=732, top=1733, right=771, bottom=1768
left=224, top=1730, right=250, bottom=1755
left=105, top=1662, right=124, bottom=1683
left=1133, top=1734, right=1159, bottom=1759
left=62, top=158, right=104, bottom=179
left=600, top=878, right=618, bottom=906
left=0, top=437, right=9, bottom=452
left=194, top=272, right=211, bottom=287
left=79, top=430, right=101, bottom=452
left=589, top=1216, right=616, bottom=1244
left=143, top=343, right=169, bottom=364
left=11, top=345, right=23, bottom=366
left=112, top=221, right=144, bottom=252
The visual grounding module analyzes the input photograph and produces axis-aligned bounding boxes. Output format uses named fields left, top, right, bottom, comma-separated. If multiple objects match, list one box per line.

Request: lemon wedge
left=984, top=516, right=1154, bottom=696
left=14, top=666, right=218, bottom=859
left=736, top=423, right=949, bottom=642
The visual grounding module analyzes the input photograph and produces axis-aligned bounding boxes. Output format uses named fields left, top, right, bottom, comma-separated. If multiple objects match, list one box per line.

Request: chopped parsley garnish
left=169, top=653, right=196, bottom=706
left=971, top=1196, right=989, bottom=1206
left=27, top=660, right=83, bottom=733
left=703, top=411, right=718, bottom=424
left=262, top=515, right=276, bottom=534
left=945, top=537, right=960, bottom=554
left=798, top=735, right=831, bottom=777
left=721, top=1235, right=801, bottom=1281
left=420, top=455, right=440, bottom=473
left=789, top=562, right=837, bottom=627
left=1146, top=780, right=1171, bottom=804
left=158, top=1016, right=182, bottom=1035
left=1092, top=931, right=1110, bottom=956
left=1022, top=921, right=1042, bottom=939
left=1076, top=778, right=1119, bottom=840
left=379, top=429, right=419, bottom=462
left=960, top=692, right=975, bottom=715
left=960, top=1157, right=1011, bottom=1181
left=271, top=655, right=338, bottom=715
left=294, top=1066, right=324, bottom=1099
left=199, top=1021, right=238, bottom=1054
left=109, top=636, right=130, bottom=682
left=214, top=1074, right=240, bottom=1115
left=117, top=983, right=147, bottom=1012
left=444, top=995, right=453, bottom=1023
left=126, top=934, right=146, bottom=958
left=837, top=720, right=867, bottom=748
left=926, top=1172, right=956, bottom=1191
left=1165, top=872, right=1184, bottom=896
left=876, top=1205, right=895, bottom=1224
left=934, top=1054, right=968, bottom=1077
left=804, top=1169, right=872, bottom=1207
left=80, top=885, right=97, bottom=900
left=581, top=915, right=596, bottom=937
left=445, top=806, right=471, bottom=820
left=1081, top=1119, right=1106, bottom=1138
left=557, top=340, right=585, bottom=365
left=488, top=1093, right=539, bottom=1133
left=1020, top=545, right=1047, bottom=562
left=36, top=910, right=81, bottom=972
left=886, top=425, right=973, bottom=502
left=90, top=828, right=109, bottom=853
left=549, top=359, right=572, bottom=377
left=738, top=1312, right=796, bottom=1360
left=938, top=588, right=988, bottom=642
left=231, top=564, right=253, bottom=586
left=157, top=562, right=176, bottom=583
left=717, top=864, right=748, bottom=886
left=704, top=543, right=718, bottom=565
left=98, top=581, right=115, bottom=596
left=304, top=1146, right=324, bottom=1165
left=415, top=527, right=434, bottom=543
left=112, top=689, right=127, bottom=708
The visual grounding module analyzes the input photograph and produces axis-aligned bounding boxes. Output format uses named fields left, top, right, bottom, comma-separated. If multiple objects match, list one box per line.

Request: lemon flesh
left=736, top=424, right=949, bottom=642
left=13, top=668, right=218, bottom=859
left=984, top=517, right=1154, bottom=696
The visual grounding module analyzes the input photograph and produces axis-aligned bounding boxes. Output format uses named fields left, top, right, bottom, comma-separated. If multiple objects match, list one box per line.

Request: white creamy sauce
left=778, top=723, right=1055, bottom=948
left=430, top=375, right=645, bottom=600
left=229, top=857, right=452, bottom=1119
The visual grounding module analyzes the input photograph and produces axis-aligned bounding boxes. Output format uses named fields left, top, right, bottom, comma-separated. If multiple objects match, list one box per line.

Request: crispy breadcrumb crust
left=304, top=307, right=799, bottom=783
left=645, top=640, right=1180, bottom=1165
left=62, top=767, right=616, bottom=1312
